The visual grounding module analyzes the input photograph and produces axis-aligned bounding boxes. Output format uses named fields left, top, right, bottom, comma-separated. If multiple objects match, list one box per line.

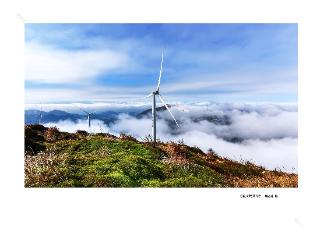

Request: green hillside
left=25, top=125, right=298, bottom=188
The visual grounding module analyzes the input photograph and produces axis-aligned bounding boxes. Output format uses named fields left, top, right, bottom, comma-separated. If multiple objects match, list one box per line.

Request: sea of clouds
left=43, top=102, right=298, bottom=173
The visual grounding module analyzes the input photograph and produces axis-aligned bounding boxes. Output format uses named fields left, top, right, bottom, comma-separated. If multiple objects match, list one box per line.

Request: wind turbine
left=38, top=103, right=43, bottom=125
left=79, top=107, right=96, bottom=132
left=144, top=51, right=180, bottom=144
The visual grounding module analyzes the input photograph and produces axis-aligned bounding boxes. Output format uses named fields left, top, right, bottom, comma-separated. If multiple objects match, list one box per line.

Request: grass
left=24, top=125, right=298, bottom=188
left=26, top=136, right=223, bottom=187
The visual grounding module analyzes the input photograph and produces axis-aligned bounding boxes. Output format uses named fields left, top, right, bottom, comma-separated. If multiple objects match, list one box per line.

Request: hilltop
left=25, top=125, right=298, bottom=188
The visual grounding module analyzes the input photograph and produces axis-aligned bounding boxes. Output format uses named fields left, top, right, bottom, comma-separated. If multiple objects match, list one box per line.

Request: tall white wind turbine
left=144, top=51, right=180, bottom=144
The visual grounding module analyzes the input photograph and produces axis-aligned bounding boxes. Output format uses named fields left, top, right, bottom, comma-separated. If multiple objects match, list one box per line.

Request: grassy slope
left=25, top=125, right=298, bottom=188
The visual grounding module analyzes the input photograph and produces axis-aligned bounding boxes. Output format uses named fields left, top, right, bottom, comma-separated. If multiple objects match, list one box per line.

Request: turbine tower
left=144, top=51, right=180, bottom=144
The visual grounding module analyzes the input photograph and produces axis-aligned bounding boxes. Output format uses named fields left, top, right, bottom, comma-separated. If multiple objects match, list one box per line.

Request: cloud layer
left=25, top=24, right=297, bottom=103
left=45, top=119, right=110, bottom=133
left=43, top=102, right=298, bottom=173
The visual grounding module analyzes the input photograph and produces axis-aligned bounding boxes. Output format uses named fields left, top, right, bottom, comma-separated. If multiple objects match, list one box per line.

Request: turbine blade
left=71, top=103, right=89, bottom=114
left=117, top=93, right=153, bottom=103
left=79, top=106, right=89, bottom=114
left=156, top=51, right=163, bottom=91
left=158, top=94, right=179, bottom=128
left=144, top=92, right=153, bottom=98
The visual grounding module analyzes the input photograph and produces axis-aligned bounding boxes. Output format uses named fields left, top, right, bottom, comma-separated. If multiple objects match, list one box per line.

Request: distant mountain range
left=25, top=110, right=84, bottom=124
left=25, top=107, right=232, bottom=126
left=136, top=105, right=171, bottom=118
left=25, top=107, right=235, bottom=140
left=24, top=109, right=134, bottom=125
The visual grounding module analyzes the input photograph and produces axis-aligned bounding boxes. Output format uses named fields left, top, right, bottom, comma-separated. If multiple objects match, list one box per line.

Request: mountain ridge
left=24, top=124, right=298, bottom=188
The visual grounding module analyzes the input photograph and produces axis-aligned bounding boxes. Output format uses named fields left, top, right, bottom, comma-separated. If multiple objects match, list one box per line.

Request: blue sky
left=25, top=23, right=297, bottom=103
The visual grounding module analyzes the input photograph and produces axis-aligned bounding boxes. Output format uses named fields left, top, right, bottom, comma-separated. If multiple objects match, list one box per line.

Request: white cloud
left=165, top=130, right=297, bottom=173
left=24, top=85, right=152, bottom=103
left=40, top=102, right=298, bottom=173
left=45, top=119, right=111, bottom=134
left=25, top=42, right=129, bottom=84
left=25, top=102, right=150, bottom=113
left=226, top=111, right=297, bottom=139
left=161, top=69, right=297, bottom=95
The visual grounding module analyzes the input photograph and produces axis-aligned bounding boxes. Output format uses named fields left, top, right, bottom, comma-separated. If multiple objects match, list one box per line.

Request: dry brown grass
left=44, top=127, right=60, bottom=142
left=119, top=133, right=138, bottom=142
left=158, top=142, right=191, bottom=166
left=225, top=172, right=298, bottom=188
left=24, top=152, right=66, bottom=187
left=157, top=142, right=298, bottom=188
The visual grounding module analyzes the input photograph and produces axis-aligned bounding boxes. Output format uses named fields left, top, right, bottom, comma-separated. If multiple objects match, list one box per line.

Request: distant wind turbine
left=79, top=107, right=97, bottom=132
left=144, top=51, right=180, bottom=144
left=38, top=103, right=43, bottom=125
